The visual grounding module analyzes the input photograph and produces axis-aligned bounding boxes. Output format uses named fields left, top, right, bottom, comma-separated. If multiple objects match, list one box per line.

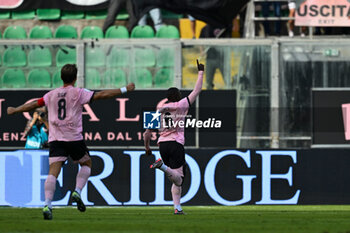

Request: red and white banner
left=295, top=0, right=350, bottom=26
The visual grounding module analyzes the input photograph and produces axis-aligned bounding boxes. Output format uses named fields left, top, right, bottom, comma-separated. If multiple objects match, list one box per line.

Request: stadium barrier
left=1, top=38, right=350, bottom=148
left=1, top=148, right=350, bottom=207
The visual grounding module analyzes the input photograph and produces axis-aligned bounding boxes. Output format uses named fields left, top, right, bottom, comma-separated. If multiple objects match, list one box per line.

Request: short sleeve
left=43, top=92, right=50, bottom=107
left=37, top=97, right=45, bottom=107
left=79, top=88, right=94, bottom=105
left=178, top=98, right=190, bottom=110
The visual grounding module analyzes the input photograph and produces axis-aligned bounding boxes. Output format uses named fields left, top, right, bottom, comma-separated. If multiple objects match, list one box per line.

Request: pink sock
left=44, top=174, right=56, bottom=206
left=165, top=166, right=183, bottom=186
left=75, top=166, right=91, bottom=191
left=171, top=184, right=182, bottom=207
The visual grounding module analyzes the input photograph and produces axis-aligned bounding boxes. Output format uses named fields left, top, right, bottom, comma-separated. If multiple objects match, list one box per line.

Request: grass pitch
left=1, top=206, right=350, bottom=233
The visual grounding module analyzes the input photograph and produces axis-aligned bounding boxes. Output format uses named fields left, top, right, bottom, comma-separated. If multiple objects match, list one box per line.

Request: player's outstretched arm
left=7, top=100, right=40, bottom=115
left=93, top=83, right=135, bottom=100
left=143, top=129, right=152, bottom=155
left=188, top=59, right=204, bottom=105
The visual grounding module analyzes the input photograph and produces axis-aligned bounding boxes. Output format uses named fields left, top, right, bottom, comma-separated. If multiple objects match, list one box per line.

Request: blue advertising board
left=0, top=149, right=348, bottom=207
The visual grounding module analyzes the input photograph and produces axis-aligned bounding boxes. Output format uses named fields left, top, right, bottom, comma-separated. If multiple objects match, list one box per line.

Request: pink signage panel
left=295, top=0, right=350, bottom=26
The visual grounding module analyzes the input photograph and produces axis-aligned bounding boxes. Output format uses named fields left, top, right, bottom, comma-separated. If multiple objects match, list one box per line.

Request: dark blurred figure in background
left=102, top=0, right=136, bottom=33
left=239, top=5, right=247, bottom=37
left=188, top=15, right=197, bottom=38
left=315, top=27, right=331, bottom=36
left=287, top=0, right=307, bottom=37
left=138, top=8, right=164, bottom=32
left=199, top=24, right=232, bottom=89
left=262, top=1, right=281, bottom=36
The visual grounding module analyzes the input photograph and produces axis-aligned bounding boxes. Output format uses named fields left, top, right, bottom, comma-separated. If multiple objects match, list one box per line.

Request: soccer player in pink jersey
left=143, top=60, right=204, bottom=215
left=7, top=64, right=135, bottom=220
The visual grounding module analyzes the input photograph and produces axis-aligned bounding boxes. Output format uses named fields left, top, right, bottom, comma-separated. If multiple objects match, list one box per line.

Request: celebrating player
left=7, top=64, right=135, bottom=220
left=143, top=59, right=204, bottom=215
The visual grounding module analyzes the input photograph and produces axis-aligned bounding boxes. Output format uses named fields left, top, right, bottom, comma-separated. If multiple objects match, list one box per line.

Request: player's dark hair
left=167, top=87, right=181, bottom=102
left=61, top=64, right=77, bottom=84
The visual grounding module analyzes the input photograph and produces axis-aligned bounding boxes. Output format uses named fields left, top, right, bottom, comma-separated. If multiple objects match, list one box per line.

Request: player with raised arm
left=7, top=64, right=135, bottom=220
left=143, top=59, right=204, bottom=215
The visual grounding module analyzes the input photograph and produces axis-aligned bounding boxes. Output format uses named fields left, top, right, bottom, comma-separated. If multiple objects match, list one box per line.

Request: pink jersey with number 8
left=42, top=86, right=94, bottom=142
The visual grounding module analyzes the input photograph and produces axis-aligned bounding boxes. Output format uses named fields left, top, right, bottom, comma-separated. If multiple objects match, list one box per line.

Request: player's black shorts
left=159, top=141, right=185, bottom=169
left=49, top=140, right=90, bottom=161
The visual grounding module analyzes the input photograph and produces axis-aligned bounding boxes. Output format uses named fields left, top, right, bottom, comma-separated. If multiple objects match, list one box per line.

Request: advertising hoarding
left=0, top=90, right=236, bottom=148
left=312, top=89, right=350, bottom=146
left=1, top=149, right=349, bottom=207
